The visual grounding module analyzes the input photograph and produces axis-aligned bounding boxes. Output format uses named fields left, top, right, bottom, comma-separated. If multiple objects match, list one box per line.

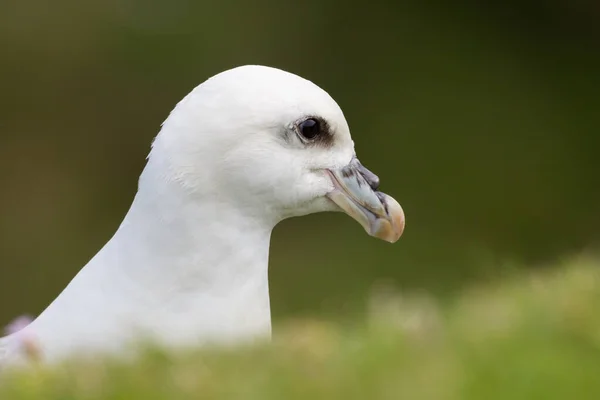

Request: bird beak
left=326, top=157, right=405, bottom=243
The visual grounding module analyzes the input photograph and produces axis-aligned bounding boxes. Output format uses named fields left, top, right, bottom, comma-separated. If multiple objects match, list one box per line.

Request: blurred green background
left=1, top=0, right=598, bottom=326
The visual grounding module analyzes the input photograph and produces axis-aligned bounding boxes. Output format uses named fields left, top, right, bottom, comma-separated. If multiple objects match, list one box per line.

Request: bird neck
left=119, top=162, right=274, bottom=297
left=106, top=157, right=276, bottom=342
left=29, top=156, right=275, bottom=359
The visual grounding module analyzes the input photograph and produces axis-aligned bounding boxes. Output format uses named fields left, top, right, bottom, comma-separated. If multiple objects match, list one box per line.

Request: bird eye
left=297, top=118, right=321, bottom=140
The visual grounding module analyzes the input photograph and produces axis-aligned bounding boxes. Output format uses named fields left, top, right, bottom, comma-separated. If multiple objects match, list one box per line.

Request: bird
left=0, top=65, right=404, bottom=365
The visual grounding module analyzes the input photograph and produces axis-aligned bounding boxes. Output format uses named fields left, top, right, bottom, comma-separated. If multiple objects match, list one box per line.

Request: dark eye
left=297, top=118, right=321, bottom=140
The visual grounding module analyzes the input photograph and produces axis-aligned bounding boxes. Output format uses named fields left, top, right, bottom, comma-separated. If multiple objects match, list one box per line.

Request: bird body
left=1, top=65, right=404, bottom=365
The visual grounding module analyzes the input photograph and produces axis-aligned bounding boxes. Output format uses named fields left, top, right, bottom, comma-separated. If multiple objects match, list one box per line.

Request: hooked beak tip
left=373, top=194, right=405, bottom=243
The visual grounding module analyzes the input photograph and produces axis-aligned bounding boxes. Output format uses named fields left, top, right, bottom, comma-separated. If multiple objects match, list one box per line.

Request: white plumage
left=1, top=65, right=404, bottom=365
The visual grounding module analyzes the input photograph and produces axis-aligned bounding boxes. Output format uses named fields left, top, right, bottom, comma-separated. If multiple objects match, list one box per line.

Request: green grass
left=2, top=255, right=600, bottom=399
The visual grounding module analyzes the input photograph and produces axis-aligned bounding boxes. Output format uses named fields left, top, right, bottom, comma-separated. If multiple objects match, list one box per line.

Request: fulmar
left=0, top=65, right=404, bottom=365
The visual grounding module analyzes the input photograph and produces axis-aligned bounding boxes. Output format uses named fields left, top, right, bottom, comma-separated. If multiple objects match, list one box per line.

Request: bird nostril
left=350, top=158, right=381, bottom=191
left=359, top=167, right=380, bottom=191
left=367, top=175, right=380, bottom=191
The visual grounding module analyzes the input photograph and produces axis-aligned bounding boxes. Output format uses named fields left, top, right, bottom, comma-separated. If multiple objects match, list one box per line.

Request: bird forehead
left=204, top=66, right=347, bottom=121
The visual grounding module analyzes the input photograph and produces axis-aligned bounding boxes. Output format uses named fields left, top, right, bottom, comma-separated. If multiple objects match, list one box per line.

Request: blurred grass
left=2, top=255, right=599, bottom=399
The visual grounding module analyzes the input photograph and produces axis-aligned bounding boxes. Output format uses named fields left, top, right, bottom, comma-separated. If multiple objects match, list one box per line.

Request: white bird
left=0, top=65, right=404, bottom=365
